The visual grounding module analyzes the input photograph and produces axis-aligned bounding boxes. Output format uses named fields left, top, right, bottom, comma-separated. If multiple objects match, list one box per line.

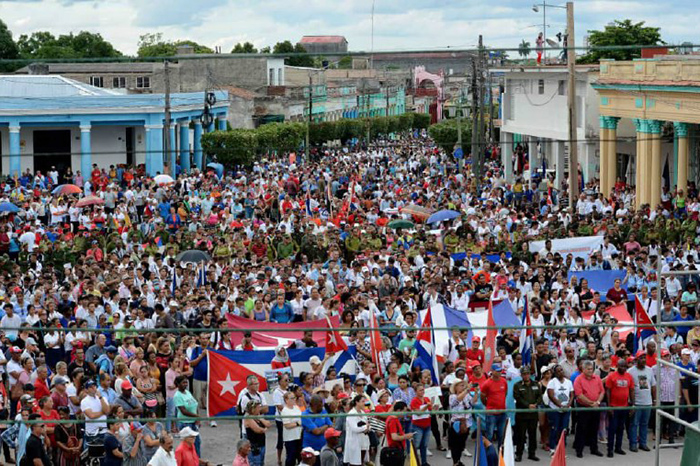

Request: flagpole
left=475, top=417, right=482, bottom=466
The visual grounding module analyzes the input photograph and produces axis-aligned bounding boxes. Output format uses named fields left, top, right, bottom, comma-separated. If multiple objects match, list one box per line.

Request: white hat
left=309, top=355, right=322, bottom=365
left=301, top=447, right=320, bottom=457
left=179, top=426, right=199, bottom=438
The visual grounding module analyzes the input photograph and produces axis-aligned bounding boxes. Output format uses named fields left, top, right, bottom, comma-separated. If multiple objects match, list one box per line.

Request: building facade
left=594, top=57, right=700, bottom=207
left=498, top=65, right=636, bottom=187
left=0, top=76, right=228, bottom=176
left=298, top=36, right=348, bottom=55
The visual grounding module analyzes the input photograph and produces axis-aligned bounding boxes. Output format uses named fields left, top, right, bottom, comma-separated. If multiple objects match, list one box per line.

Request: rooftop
left=299, top=35, right=347, bottom=44
left=0, top=75, right=120, bottom=98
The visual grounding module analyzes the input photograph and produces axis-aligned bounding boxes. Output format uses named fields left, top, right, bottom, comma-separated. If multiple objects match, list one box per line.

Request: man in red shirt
left=175, top=427, right=212, bottom=466
left=409, top=385, right=433, bottom=466
left=481, top=362, right=508, bottom=447
left=605, top=359, right=634, bottom=457
left=469, top=363, right=488, bottom=387
left=385, top=400, right=414, bottom=463
left=573, top=360, right=605, bottom=458
left=466, top=336, right=485, bottom=365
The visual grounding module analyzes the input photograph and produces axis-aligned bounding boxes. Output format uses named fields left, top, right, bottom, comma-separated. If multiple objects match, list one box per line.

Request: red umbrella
left=76, top=195, right=105, bottom=208
left=399, top=204, right=432, bottom=221
left=52, top=184, right=82, bottom=195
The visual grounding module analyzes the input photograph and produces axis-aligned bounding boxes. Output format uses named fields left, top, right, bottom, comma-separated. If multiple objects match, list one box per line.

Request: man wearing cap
left=320, top=428, right=342, bottom=466
left=175, top=426, right=212, bottom=466
left=80, top=379, right=109, bottom=440
left=300, top=446, right=320, bottom=465
left=605, top=359, right=634, bottom=457
left=95, top=346, right=118, bottom=376
left=7, top=346, right=23, bottom=416
left=627, top=352, right=656, bottom=452
left=481, top=362, right=508, bottom=447
left=50, top=375, right=70, bottom=410
left=302, top=395, right=333, bottom=454
left=466, top=336, right=484, bottom=365
left=114, top=378, right=143, bottom=417
left=512, top=366, right=541, bottom=462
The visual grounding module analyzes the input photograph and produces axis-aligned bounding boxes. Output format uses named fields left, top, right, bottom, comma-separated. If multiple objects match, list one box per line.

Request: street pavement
left=193, top=420, right=682, bottom=466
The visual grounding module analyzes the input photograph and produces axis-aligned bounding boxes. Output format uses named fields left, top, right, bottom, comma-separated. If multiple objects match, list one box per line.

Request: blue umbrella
left=207, top=162, right=224, bottom=179
left=427, top=209, right=460, bottom=224
left=0, top=202, right=19, bottom=213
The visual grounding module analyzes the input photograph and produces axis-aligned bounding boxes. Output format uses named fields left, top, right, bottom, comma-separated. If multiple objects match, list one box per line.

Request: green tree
left=57, top=31, right=121, bottom=58
left=336, top=55, right=353, bottom=69
left=272, top=40, right=295, bottom=54
left=16, top=30, right=121, bottom=59
left=272, top=41, right=314, bottom=67
left=579, top=19, right=663, bottom=63
left=0, top=20, right=19, bottom=60
left=231, top=41, right=258, bottom=53
left=428, top=119, right=472, bottom=154
left=518, top=40, right=531, bottom=58
left=174, top=40, right=213, bottom=54
left=137, top=33, right=176, bottom=57
left=259, top=46, right=271, bottom=53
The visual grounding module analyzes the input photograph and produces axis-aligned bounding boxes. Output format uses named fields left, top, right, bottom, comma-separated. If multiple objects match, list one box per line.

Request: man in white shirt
left=80, top=380, right=109, bottom=437
left=147, top=434, right=177, bottom=466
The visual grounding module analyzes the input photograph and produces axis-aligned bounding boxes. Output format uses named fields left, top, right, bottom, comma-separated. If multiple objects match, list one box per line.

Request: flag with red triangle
left=415, top=307, right=439, bottom=384
left=369, top=311, right=384, bottom=376
left=634, top=294, right=657, bottom=353
left=483, top=298, right=497, bottom=370
left=207, top=349, right=268, bottom=417
left=325, top=317, right=348, bottom=353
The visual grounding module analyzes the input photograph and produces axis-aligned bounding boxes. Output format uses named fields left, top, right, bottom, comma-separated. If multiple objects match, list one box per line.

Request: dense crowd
left=0, top=132, right=697, bottom=466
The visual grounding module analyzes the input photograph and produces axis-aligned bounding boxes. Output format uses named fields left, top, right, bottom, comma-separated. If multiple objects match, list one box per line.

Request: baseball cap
left=25, top=337, right=37, bottom=346
left=9, top=346, right=21, bottom=354
left=121, top=380, right=133, bottom=390
left=301, top=447, right=319, bottom=458
left=682, top=348, right=692, bottom=356
left=472, top=336, right=480, bottom=343
left=106, top=346, right=118, bottom=353
left=179, top=426, right=199, bottom=438
left=635, top=350, right=646, bottom=359
left=52, top=376, right=67, bottom=386
left=84, top=380, right=96, bottom=389
left=324, top=427, right=342, bottom=439
left=336, top=392, right=349, bottom=400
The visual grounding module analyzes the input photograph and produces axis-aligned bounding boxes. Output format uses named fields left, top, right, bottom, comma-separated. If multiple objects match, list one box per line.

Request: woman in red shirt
left=385, top=400, right=414, bottom=463
left=409, top=384, right=433, bottom=466
left=38, top=396, right=60, bottom=451
left=271, top=346, right=292, bottom=372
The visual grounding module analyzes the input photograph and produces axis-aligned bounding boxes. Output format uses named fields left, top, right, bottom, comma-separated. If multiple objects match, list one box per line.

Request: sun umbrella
left=154, top=174, right=174, bottom=186
left=427, top=209, right=461, bottom=224
left=0, top=202, right=19, bottom=213
left=51, top=184, right=82, bottom=195
left=176, top=250, right=212, bottom=264
left=76, top=195, right=105, bottom=208
left=399, top=204, right=432, bottom=220
left=387, top=219, right=415, bottom=230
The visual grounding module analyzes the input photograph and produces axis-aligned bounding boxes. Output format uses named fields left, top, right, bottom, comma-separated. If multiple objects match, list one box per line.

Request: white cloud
left=0, top=0, right=694, bottom=55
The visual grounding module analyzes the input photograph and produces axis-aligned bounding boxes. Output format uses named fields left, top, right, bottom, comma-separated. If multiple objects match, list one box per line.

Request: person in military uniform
left=513, top=366, right=542, bottom=462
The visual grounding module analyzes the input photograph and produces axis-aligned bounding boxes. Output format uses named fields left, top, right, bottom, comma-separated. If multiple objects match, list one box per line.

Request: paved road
left=192, top=420, right=682, bottom=466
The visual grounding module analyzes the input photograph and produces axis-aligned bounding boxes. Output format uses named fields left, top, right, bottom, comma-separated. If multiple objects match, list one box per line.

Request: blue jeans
left=629, top=407, right=651, bottom=448
left=165, top=397, right=176, bottom=432
left=249, top=445, right=265, bottom=466
left=485, top=413, right=507, bottom=447
left=411, top=424, right=431, bottom=465
left=547, top=411, right=570, bottom=450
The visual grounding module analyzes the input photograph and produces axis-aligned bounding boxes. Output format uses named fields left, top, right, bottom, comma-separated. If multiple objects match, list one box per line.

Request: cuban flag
left=414, top=307, right=439, bottom=385
left=426, top=302, right=474, bottom=362
left=197, top=265, right=207, bottom=288
left=634, top=294, right=657, bottom=353
left=171, top=267, right=178, bottom=296
left=305, top=189, right=312, bottom=217
left=518, top=300, right=532, bottom=366
left=484, top=298, right=521, bottom=370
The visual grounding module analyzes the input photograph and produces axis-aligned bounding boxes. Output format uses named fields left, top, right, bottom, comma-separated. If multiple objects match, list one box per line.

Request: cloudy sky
left=0, top=0, right=694, bottom=55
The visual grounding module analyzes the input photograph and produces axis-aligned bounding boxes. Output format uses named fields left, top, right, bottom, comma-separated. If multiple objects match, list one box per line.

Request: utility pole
left=470, top=55, right=479, bottom=183
left=487, top=69, right=494, bottom=142
left=163, top=60, right=171, bottom=174
left=306, top=73, right=312, bottom=159
left=566, top=1, right=579, bottom=205
left=477, top=35, right=486, bottom=181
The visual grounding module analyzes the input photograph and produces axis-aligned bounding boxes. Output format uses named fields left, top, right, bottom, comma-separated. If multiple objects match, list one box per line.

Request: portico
left=0, top=76, right=228, bottom=177
left=594, top=58, right=700, bottom=207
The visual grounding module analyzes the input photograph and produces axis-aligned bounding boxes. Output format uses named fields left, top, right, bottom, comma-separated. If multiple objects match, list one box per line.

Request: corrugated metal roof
left=299, top=36, right=347, bottom=44
left=0, top=75, right=120, bottom=97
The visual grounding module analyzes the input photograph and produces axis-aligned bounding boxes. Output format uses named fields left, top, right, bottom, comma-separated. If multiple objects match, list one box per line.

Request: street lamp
left=532, top=2, right=566, bottom=65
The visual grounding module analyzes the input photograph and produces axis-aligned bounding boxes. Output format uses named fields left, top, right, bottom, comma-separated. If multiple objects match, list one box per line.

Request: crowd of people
left=0, top=131, right=696, bottom=466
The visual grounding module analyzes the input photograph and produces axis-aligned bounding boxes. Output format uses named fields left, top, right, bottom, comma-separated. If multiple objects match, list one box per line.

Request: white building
left=497, top=65, right=637, bottom=188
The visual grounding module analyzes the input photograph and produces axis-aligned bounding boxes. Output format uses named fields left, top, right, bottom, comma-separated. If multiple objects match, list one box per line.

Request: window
left=136, top=76, right=150, bottom=88
left=278, top=68, right=283, bottom=86
left=89, top=76, right=103, bottom=88
left=558, top=80, right=566, bottom=96
left=112, top=77, right=126, bottom=89
left=269, top=68, right=275, bottom=86
left=538, top=79, right=544, bottom=95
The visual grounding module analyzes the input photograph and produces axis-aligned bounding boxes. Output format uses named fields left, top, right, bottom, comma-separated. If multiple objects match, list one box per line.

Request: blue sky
left=0, top=0, right=694, bottom=55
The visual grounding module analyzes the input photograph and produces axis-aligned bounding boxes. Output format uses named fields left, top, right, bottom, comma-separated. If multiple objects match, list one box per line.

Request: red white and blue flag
left=634, top=295, right=657, bottom=353
left=207, top=349, right=268, bottom=417
left=226, top=314, right=340, bottom=349
left=415, top=307, right=439, bottom=385
left=518, top=299, right=533, bottom=366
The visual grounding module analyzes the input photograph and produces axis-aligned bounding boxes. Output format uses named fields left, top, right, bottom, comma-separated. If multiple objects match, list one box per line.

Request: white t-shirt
left=67, top=383, right=80, bottom=415
left=280, top=406, right=302, bottom=442
left=546, top=377, right=573, bottom=410
left=80, top=394, right=107, bottom=435
left=273, top=387, right=286, bottom=422
left=147, top=447, right=177, bottom=466
left=6, top=359, right=22, bottom=386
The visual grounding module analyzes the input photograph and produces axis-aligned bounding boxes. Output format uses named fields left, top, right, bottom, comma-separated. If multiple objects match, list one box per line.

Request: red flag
left=207, top=350, right=268, bottom=417
left=483, top=299, right=497, bottom=370
left=369, top=311, right=384, bottom=375
left=582, top=303, right=634, bottom=340
left=325, top=318, right=348, bottom=353
left=550, top=430, right=567, bottom=466
left=226, top=314, right=340, bottom=349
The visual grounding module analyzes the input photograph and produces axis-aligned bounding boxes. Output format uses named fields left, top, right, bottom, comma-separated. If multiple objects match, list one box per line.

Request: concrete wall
left=228, top=97, right=255, bottom=129
left=178, top=57, right=269, bottom=92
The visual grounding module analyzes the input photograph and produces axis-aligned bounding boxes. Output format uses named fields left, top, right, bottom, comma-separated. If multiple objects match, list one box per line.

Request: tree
left=336, top=55, right=353, bottom=69
left=272, top=40, right=295, bottom=54
left=518, top=40, right=531, bottom=58
left=272, top=40, right=314, bottom=67
left=231, top=42, right=258, bottom=54
left=136, top=33, right=212, bottom=57
left=579, top=19, right=663, bottom=63
left=0, top=19, right=19, bottom=60
left=259, top=46, right=271, bottom=53
left=16, top=30, right=121, bottom=60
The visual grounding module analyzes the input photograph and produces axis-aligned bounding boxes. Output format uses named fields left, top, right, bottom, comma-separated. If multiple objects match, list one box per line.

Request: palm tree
left=518, top=39, right=531, bottom=58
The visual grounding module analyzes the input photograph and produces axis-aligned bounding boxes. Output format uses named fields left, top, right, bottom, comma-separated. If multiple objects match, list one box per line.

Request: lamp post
left=532, top=2, right=566, bottom=65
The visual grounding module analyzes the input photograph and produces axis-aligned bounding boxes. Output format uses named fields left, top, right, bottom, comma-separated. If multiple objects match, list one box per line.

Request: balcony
left=599, top=58, right=700, bottom=86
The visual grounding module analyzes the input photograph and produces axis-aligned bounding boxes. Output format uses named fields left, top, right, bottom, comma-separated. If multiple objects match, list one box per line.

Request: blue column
left=206, top=121, right=215, bottom=133
left=193, top=121, right=203, bottom=171
left=9, top=125, right=21, bottom=177
left=169, top=124, right=177, bottom=177
left=217, top=116, right=227, bottom=131
left=80, top=125, right=92, bottom=179
left=145, top=125, right=164, bottom=176
left=179, top=122, right=190, bottom=173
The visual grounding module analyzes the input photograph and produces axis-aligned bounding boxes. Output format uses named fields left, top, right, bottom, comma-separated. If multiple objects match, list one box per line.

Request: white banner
left=529, top=235, right=604, bottom=260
